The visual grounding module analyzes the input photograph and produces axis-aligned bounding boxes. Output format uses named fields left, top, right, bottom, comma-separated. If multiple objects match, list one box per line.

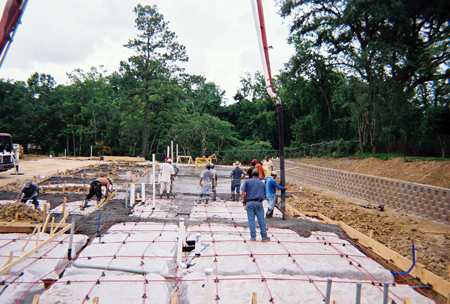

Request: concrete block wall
left=274, top=160, right=450, bottom=223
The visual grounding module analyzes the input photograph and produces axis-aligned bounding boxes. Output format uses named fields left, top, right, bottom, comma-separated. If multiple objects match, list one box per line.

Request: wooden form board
left=103, top=156, right=144, bottom=162
left=284, top=202, right=450, bottom=299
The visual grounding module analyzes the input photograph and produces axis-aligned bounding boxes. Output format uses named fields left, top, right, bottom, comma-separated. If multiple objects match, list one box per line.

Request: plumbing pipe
left=195, top=233, right=201, bottom=256
left=141, top=183, right=146, bottom=201
left=176, top=144, right=178, bottom=164
left=176, top=218, right=187, bottom=269
left=167, top=146, right=170, bottom=158
left=355, top=282, right=361, bottom=304
left=204, top=268, right=214, bottom=304
left=130, top=183, right=135, bottom=207
left=324, top=278, right=332, bottom=304
left=383, top=283, right=389, bottom=304
left=68, top=219, right=143, bottom=275
left=152, top=154, right=155, bottom=209
left=171, top=141, right=173, bottom=162
left=179, top=218, right=186, bottom=246
left=392, top=244, right=415, bottom=275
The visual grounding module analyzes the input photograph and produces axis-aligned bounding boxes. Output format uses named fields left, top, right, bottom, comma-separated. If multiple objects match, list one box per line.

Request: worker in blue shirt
left=16, top=181, right=40, bottom=209
left=241, top=168, right=270, bottom=242
left=265, top=171, right=286, bottom=218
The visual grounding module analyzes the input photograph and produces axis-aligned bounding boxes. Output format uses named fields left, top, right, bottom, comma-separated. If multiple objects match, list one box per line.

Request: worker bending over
left=16, top=181, right=40, bottom=209
left=82, top=177, right=113, bottom=210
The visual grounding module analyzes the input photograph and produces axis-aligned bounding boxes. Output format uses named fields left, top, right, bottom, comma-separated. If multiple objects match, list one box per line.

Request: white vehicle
left=0, top=133, right=15, bottom=172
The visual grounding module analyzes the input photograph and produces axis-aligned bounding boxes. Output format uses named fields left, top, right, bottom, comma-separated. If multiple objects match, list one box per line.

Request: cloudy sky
left=0, top=0, right=294, bottom=101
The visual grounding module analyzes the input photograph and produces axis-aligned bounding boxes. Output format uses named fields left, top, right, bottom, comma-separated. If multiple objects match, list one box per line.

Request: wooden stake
left=252, top=293, right=257, bottom=304
left=2, top=251, right=13, bottom=274
left=35, top=231, right=40, bottom=247
left=15, top=212, right=19, bottom=222
left=42, top=214, right=51, bottom=233
left=369, top=229, right=374, bottom=239
left=49, top=217, right=55, bottom=235
left=31, top=294, right=40, bottom=304
left=404, top=298, right=411, bottom=304
left=21, top=226, right=38, bottom=252
left=42, top=204, right=47, bottom=219
left=92, top=297, right=99, bottom=304
left=332, top=301, right=338, bottom=304
left=62, top=198, right=67, bottom=223
left=63, top=181, right=66, bottom=193
left=171, top=293, right=177, bottom=304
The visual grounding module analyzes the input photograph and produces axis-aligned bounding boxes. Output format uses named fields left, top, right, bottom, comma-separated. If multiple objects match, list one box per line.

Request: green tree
left=121, top=4, right=188, bottom=158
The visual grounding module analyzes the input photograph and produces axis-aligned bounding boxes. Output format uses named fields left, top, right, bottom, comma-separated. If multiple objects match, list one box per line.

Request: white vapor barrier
left=183, top=227, right=393, bottom=282
left=63, top=223, right=179, bottom=278
left=39, top=273, right=172, bottom=304
left=179, top=273, right=434, bottom=304
left=0, top=233, right=87, bottom=304
left=131, top=199, right=179, bottom=219
left=51, top=200, right=98, bottom=215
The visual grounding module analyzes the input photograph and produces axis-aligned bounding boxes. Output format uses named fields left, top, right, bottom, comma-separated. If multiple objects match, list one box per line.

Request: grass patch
left=355, top=152, right=450, bottom=161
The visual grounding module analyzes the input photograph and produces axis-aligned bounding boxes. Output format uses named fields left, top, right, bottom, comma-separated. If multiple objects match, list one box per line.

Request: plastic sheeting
left=0, top=233, right=87, bottom=304
left=179, top=272, right=434, bottom=304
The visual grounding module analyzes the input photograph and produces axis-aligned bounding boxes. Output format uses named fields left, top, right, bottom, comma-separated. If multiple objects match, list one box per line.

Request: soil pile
left=0, top=203, right=43, bottom=222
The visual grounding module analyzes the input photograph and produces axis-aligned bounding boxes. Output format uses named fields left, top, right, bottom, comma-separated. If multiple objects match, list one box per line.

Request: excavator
left=0, top=0, right=28, bottom=68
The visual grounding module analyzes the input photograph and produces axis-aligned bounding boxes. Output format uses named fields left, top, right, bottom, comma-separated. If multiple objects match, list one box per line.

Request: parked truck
left=0, top=132, right=15, bottom=172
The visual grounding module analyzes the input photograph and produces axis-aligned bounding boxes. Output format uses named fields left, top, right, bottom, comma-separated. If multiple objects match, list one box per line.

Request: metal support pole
left=325, top=278, right=332, bottom=304
left=355, top=282, right=361, bottom=304
left=383, top=283, right=389, bottom=304
left=277, top=103, right=286, bottom=220
left=152, top=154, right=156, bottom=209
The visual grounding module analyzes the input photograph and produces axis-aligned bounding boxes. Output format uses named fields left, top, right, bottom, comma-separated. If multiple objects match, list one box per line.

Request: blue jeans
left=267, top=196, right=276, bottom=210
left=231, top=180, right=241, bottom=194
left=246, top=201, right=267, bottom=240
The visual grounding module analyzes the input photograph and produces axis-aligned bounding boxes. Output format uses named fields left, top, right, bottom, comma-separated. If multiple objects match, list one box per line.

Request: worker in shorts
left=16, top=181, right=40, bottom=209
left=199, top=163, right=215, bottom=204
left=82, top=177, right=113, bottom=210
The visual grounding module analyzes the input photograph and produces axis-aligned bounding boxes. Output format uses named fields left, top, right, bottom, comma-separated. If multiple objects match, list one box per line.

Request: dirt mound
left=0, top=203, right=43, bottom=222
left=293, top=157, right=450, bottom=188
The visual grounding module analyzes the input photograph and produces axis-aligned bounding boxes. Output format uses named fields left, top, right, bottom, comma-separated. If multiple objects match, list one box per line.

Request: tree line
left=1, top=1, right=449, bottom=159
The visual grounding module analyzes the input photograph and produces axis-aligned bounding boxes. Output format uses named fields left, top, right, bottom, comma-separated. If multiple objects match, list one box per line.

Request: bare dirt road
left=285, top=157, right=450, bottom=281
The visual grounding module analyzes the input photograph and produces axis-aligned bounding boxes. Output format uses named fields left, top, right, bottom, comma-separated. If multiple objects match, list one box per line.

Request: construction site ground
left=0, top=156, right=448, bottom=303
left=285, top=157, right=450, bottom=281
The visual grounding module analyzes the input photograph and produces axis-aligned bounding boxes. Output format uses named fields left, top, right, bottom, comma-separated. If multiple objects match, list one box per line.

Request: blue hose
left=96, top=213, right=101, bottom=234
left=392, top=244, right=415, bottom=275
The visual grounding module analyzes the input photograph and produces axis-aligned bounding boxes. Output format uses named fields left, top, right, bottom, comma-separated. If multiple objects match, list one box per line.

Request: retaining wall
left=274, top=160, right=450, bottom=223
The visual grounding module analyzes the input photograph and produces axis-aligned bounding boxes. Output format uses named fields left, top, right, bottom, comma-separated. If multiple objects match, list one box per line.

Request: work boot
left=235, top=194, right=240, bottom=202
left=166, top=192, right=170, bottom=199
left=160, top=191, right=165, bottom=199
left=266, top=208, right=273, bottom=219
left=32, top=202, right=39, bottom=210
left=230, top=193, right=235, bottom=201
left=212, top=189, right=216, bottom=201
left=205, top=196, right=209, bottom=204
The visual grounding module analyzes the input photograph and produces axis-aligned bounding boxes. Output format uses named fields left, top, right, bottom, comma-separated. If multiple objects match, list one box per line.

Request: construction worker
left=253, top=159, right=265, bottom=180
left=241, top=168, right=270, bottom=242
left=199, top=163, right=215, bottom=204
left=160, top=158, right=175, bottom=199
left=265, top=171, right=286, bottom=218
left=246, top=161, right=256, bottom=179
left=262, top=156, right=273, bottom=172
left=230, top=161, right=245, bottom=201
left=16, top=181, right=40, bottom=209
left=82, top=177, right=113, bottom=210
left=167, top=156, right=179, bottom=175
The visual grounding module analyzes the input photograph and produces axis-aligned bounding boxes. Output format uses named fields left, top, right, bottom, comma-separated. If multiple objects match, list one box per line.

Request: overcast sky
left=0, top=0, right=294, bottom=102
